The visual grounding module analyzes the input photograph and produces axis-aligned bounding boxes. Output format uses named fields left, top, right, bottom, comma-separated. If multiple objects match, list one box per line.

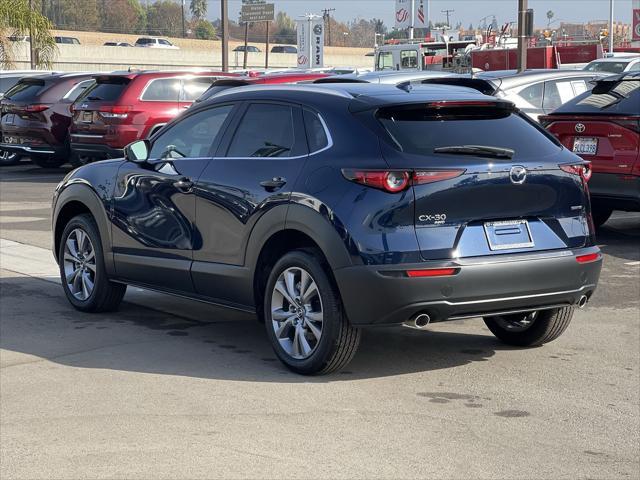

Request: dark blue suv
left=52, top=84, right=602, bottom=375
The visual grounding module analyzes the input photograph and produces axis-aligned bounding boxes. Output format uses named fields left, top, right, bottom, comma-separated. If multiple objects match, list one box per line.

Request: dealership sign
left=240, top=3, right=275, bottom=23
left=395, top=0, right=412, bottom=30
left=296, top=15, right=324, bottom=69
left=633, top=1, right=640, bottom=42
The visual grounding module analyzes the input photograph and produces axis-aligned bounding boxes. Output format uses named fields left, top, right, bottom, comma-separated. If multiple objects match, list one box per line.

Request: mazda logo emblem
left=510, top=165, right=527, bottom=184
left=575, top=123, right=586, bottom=133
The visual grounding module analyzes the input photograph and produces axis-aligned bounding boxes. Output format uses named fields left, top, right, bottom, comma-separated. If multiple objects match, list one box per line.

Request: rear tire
left=58, top=214, right=126, bottom=312
left=483, top=307, right=574, bottom=347
left=264, top=250, right=361, bottom=375
left=592, top=208, right=613, bottom=228
left=31, top=155, right=66, bottom=168
left=0, top=150, right=22, bottom=166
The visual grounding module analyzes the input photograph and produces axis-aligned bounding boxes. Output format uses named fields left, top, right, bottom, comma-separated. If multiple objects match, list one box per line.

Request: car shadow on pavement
left=0, top=274, right=510, bottom=382
left=596, top=215, right=640, bottom=263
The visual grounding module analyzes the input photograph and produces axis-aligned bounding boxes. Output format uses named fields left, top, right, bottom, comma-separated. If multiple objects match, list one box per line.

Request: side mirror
left=124, top=140, right=149, bottom=163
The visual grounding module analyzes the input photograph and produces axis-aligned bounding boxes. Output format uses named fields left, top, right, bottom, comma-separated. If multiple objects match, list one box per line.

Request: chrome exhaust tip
left=404, top=313, right=431, bottom=330
left=577, top=295, right=588, bottom=309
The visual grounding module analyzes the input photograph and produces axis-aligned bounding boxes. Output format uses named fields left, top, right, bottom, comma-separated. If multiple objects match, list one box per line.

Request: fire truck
left=374, top=38, right=479, bottom=72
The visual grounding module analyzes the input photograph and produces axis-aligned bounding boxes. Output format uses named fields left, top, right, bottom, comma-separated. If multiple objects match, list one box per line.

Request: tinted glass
left=64, top=80, right=95, bottom=101
left=554, top=79, right=640, bottom=115
left=78, top=80, right=128, bottom=102
left=150, top=105, right=233, bottom=159
left=400, top=50, right=418, bottom=68
left=227, top=104, right=295, bottom=158
left=136, top=38, right=154, bottom=45
left=629, top=62, right=640, bottom=72
left=3, top=81, right=45, bottom=101
left=182, top=77, right=216, bottom=101
left=517, top=82, right=543, bottom=108
left=303, top=110, right=328, bottom=152
left=584, top=61, right=629, bottom=73
left=159, top=39, right=171, bottom=45
left=377, top=106, right=560, bottom=159
left=543, top=80, right=578, bottom=110
left=141, top=78, right=181, bottom=101
left=0, top=76, right=23, bottom=95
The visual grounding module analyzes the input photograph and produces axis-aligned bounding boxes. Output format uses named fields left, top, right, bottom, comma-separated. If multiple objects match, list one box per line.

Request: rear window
left=0, top=76, right=22, bottom=95
left=553, top=79, right=640, bottom=115
left=141, top=78, right=181, bottom=101
left=136, top=38, right=154, bottom=45
left=377, top=105, right=560, bottom=158
left=3, top=80, right=46, bottom=101
left=584, top=61, right=630, bottom=74
left=77, top=79, right=128, bottom=102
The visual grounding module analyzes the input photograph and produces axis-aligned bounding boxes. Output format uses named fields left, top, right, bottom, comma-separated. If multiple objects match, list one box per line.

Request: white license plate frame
left=484, top=219, right=535, bottom=251
left=573, top=137, right=598, bottom=156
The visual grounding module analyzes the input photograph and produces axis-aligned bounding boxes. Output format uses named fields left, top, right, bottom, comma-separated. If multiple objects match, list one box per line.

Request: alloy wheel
left=63, top=228, right=97, bottom=301
left=270, top=267, right=324, bottom=360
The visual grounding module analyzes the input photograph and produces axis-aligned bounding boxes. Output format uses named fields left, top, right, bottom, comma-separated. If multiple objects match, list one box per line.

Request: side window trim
left=219, top=101, right=307, bottom=159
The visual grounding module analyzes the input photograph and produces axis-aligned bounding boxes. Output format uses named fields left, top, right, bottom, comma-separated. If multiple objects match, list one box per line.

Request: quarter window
left=182, top=77, right=217, bottom=101
left=517, top=82, right=544, bottom=108
left=303, top=110, right=329, bottom=153
left=149, top=105, right=233, bottom=160
left=227, top=104, right=296, bottom=158
left=64, top=80, right=95, bottom=101
left=141, top=78, right=182, bottom=101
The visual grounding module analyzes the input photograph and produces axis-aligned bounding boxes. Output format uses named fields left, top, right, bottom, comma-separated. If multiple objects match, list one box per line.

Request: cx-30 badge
left=510, top=165, right=527, bottom=184
left=575, top=123, right=586, bottom=133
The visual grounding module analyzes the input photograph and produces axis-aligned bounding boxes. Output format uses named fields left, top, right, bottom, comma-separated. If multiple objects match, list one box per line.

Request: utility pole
left=517, top=0, right=528, bottom=73
left=29, top=0, right=37, bottom=69
left=322, top=8, right=335, bottom=46
left=608, top=0, right=614, bottom=54
left=441, top=9, right=454, bottom=27
left=181, top=0, right=186, bottom=38
left=221, top=0, right=229, bottom=72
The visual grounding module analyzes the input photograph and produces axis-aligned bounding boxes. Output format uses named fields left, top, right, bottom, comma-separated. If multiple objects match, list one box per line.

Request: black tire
left=483, top=306, right=574, bottom=347
left=0, top=150, right=22, bottom=166
left=58, top=214, right=126, bottom=312
left=592, top=208, right=613, bottom=228
left=31, top=155, right=66, bottom=168
left=264, top=249, right=361, bottom=375
left=69, top=154, right=94, bottom=169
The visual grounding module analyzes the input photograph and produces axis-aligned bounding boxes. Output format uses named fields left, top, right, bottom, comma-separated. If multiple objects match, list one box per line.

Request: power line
left=322, top=8, right=335, bottom=46
left=441, top=9, right=454, bottom=28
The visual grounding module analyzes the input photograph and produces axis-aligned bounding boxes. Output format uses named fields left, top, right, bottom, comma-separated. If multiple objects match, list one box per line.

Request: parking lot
left=0, top=161, right=638, bottom=478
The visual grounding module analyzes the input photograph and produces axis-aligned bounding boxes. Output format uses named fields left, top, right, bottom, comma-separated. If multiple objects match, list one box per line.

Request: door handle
left=260, top=177, right=287, bottom=191
left=173, top=177, right=193, bottom=192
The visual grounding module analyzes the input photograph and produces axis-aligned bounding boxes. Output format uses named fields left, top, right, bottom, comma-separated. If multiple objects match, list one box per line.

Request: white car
left=583, top=56, right=640, bottom=74
left=134, top=37, right=179, bottom=50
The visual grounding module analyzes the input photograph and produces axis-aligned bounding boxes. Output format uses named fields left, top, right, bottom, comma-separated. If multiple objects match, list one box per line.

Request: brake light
left=24, top=104, right=49, bottom=113
left=560, top=162, right=592, bottom=182
left=575, top=253, right=600, bottom=264
left=406, top=267, right=459, bottom=277
left=99, top=105, right=132, bottom=118
left=426, top=100, right=500, bottom=108
left=611, top=118, right=640, bottom=134
left=342, top=169, right=465, bottom=193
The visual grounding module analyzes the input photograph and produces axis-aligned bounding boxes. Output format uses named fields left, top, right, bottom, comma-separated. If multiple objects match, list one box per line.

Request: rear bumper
left=0, top=142, right=63, bottom=158
left=70, top=142, right=123, bottom=160
left=334, top=247, right=602, bottom=326
left=590, top=172, right=640, bottom=211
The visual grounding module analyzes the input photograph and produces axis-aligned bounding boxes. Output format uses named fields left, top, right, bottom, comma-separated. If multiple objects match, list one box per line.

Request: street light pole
left=221, top=0, right=229, bottom=72
left=608, top=0, right=615, bottom=54
left=29, top=0, right=36, bottom=69
left=182, top=0, right=186, bottom=38
left=517, top=0, right=528, bottom=73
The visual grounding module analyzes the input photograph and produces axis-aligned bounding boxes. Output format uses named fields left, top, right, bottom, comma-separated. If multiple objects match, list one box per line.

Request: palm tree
left=1, top=0, right=57, bottom=69
left=190, top=0, right=207, bottom=20
left=546, top=10, right=554, bottom=28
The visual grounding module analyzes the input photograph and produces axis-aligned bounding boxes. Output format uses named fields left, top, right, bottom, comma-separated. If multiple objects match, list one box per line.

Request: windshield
left=584, top=61, right=629, bottom=73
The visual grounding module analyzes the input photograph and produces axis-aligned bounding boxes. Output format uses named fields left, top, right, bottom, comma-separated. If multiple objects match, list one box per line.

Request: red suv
left=541, top=72, right=640, bottom=227
left=1, top=73, right=95, bottom=168
left=69, top=71, right=236, bottom=165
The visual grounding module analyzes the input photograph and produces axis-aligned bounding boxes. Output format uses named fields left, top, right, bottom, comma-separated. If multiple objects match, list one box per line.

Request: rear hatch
left=540, top=75, right=640, bottom=176
left=376, top=100, right=591, bottom=260
left=1, top=78, right=51, bottom=146
left=71, top=75, right=132, bottom=139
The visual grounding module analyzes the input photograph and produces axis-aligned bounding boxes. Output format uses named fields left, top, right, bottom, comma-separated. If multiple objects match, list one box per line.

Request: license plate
left=3, top=136, right=17, bottom=144
left=82, top=111, right=93, bottom=123
left=573, top=137, right=598, bottom=155
left=484, top=220, right=534, bottom=251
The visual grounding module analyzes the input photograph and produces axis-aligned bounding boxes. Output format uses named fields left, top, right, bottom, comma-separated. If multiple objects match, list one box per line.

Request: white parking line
left=624, top=261, right=640, bottom=266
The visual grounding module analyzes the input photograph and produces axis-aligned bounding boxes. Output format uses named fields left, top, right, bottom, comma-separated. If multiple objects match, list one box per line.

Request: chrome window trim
left=308, top=112, right=333, bottom=157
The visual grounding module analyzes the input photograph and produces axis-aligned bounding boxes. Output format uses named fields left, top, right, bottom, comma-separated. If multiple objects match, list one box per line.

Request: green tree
left=100, top=0, right=145, bottom=34
left=190, top=0, right=207, bottom=20
left=546, top=10, right=554, bottom=27
left=193, top=19, right=215, bottom=39
left=1, top=0, right=57, bottom=68
left=146, top=0, right=182, bottom=37
left=59, top=0, right=99, bottom=31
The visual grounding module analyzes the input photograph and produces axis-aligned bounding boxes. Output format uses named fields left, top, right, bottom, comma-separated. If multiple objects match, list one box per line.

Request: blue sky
left=204, top=0, right=633, bottom=27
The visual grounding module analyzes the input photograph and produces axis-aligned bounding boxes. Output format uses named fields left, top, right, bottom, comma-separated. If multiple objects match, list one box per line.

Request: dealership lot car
left=0, top=72, right=95, bottom=168
left=541, top=72, right=640, bottom=227
left=69, top=70, right=236, bottom=164
left=52, top=84, right=602, bottom=375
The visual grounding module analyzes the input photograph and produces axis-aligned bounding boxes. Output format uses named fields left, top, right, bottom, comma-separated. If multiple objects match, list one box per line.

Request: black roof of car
left=203, top=83, right=510, bottom=112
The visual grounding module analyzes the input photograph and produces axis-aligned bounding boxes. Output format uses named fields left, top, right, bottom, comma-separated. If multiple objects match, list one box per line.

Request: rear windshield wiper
left=86, top=96, right=103, bottom=101
left=433, top=145, right=515, bottom=159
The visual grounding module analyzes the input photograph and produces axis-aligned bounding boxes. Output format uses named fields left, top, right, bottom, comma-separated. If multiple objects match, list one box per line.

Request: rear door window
left=149, top=105, right=234, bottom=159
left=3, top=81, right=46, bottom=101
left=517, top=82, right=543, bottom=108
left=377, top=105, right=560, bottom=159
left=141, top=78, right=181, bottom=101
left=543, top=80, right=577, bottom=111
left=226, top=103, right=299, bottom=158
left=181, top=77, right=217, bottom=101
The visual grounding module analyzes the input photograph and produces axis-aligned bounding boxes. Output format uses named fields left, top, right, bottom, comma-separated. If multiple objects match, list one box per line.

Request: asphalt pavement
left=1, top=161, right=639, bottom=479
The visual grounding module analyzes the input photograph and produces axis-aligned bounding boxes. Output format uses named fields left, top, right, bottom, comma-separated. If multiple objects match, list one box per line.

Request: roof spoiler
left=415, top=77, right=497, bottom=95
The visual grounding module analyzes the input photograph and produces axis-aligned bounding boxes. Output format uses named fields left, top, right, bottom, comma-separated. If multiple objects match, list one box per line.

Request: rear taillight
left=576, top=253, right=601, bottom=264
left=99, top=105, right=132, bottom=118
left=406, top=267, right=459, bottom=277
left=560, top=162, right=592, bottom=182
left=342, top=169, right=465, bottom=193
left=611, top=118, right=640, bottom=134
left=24, top=104, right=49, bottom=113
